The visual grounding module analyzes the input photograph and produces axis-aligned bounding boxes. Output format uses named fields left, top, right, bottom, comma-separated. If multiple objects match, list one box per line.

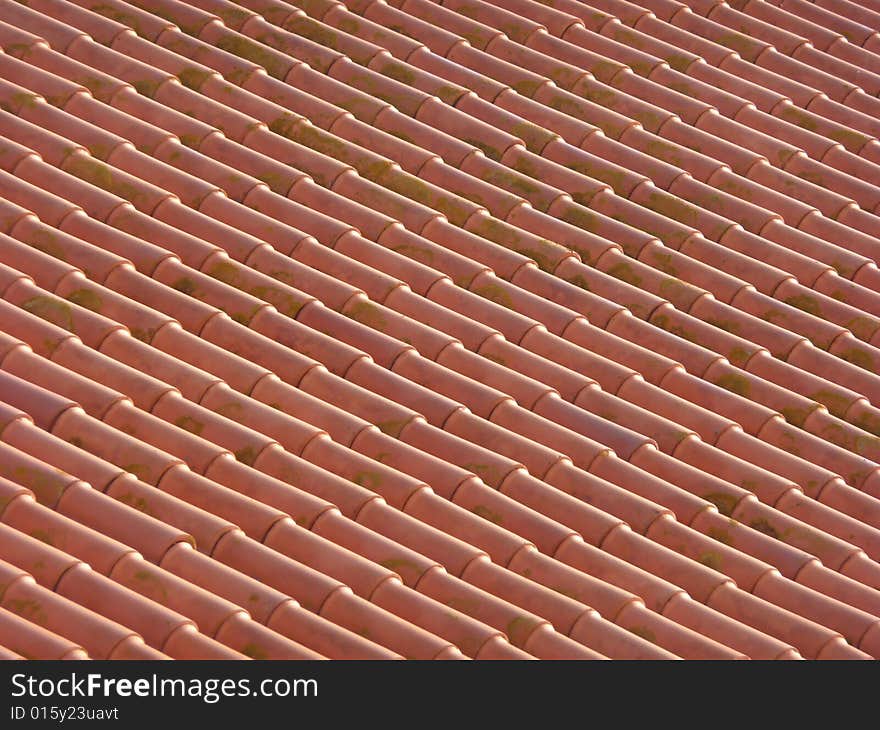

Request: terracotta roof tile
left=3, top=0, right=880, bottom=660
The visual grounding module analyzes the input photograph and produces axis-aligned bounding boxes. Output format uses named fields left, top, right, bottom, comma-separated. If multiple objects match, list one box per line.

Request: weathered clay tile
left=4, top=0, right=880, bottom=661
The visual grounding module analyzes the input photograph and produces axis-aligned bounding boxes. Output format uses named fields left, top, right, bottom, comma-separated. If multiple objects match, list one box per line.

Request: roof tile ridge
left=552, top=0, right=880, bottom=148
left=571, top=9, right=872, bottom=151
left=8, top=225, right=880, bottom=640
left=494, top=0, right=880, bottom=156
left=700, top=1, right=880, bottom=92
left=6, top=89, right=880, bottom=472
left=332, top=3, right=880, bottom=239
left=426, top=0, right=880, bottom=214
left=730, top=0, right=839, bottom=45
left=798, top=0, right=880, bottom=49
left=737, top=0, right=880, bottom=83
left=0, top=144, right=792, bottom=490
left=1, top=367, right=486, bottom=657
left=0, top=230, right=840, bottom=644
left=0, top=551, right=169, bottom=659
left=696, top=2, right=880, bottom=123
left=13, top=189, right=880, bottom=644
left=17, top=0, right=880, bottom=520
left=8, top=0, right=880, bottom=656
left=0, top=331, right=683, bottom=659
left=0, top=510, right=252, bottom=658
left=0, top=166, right=660, bottom=524
left=8, top=88, right=880, bottom=472
left=272, top=9, right=880, bottom=284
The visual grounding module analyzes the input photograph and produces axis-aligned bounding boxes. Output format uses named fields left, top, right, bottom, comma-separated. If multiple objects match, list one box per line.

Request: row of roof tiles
left=0, top=0, right=879, bottom=659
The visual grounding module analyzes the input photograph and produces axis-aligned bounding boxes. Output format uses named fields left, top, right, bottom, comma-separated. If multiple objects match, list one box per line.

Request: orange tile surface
left=1, top=0, right=880, bottom=660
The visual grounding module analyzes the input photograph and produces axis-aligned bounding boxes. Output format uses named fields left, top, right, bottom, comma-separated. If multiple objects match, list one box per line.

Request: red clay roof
left=1, top=0, right=880, bottom=660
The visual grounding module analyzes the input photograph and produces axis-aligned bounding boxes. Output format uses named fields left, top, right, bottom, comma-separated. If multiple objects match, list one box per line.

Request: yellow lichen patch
left=703, top=492, right=739, bottom=517
left=1, top=90, right=41, bottom=113
left=26, top=229, right=67, bottom=262
left=5, top=598, right=48, bottom=625
left=779, top=405, right=814, bottom=428
left=705, top=317, right=742, bottom=336
left=391, top=242, right=435, bottom=267
left=268, top=112, right=305, bottom=141
left=656, top=312, right=705, bottom=343
left=479, top=166, right=544, bottom=204
left=345, top=299, right=388, bottom=331
left=22, top=296, right=74, bottom=332
left=7, top=466, right=68, bottom=507
left=378, top=557, right=426, bottom=583
left=63, top=156, right=146, bottom=206
left=641, top=189, right=701, bottom=228
left=838, top=346, right=875, bottom=371
left=474, top=280, right=514, bottom=309
left=115, top=490, right=157, bottom=517
left=707, top=526, right=733, bottom=545
left=712, top=371, right=751, bottom=397
left=505, top=615, right=542, bottom=647
left=130, top=569, right=169, bottom=604
left=591, top=59, right=626, bottom=83
left=176, top=66, right=214, bottom=92
left=748, top=517, right=780, bottom=540
left=234, top=445, right=258, bottom=465
left=697, top=551, right=724, bottom=571
left=383, top=172, right=475, bottom=225
left=461, top=137, right=501, bottom=162
left=65, top=288, right=102, bottom=312
left=283, top=15, right=341, bottom=49
left=512, top=77, right=545, bottom=98
left=843, top=316, right=880, bottom=343
left=375, top=418, right=409, bottom=437
left=605, top=261, right=643, bottom=287
left=810, top=389, right=852, bottom=417
left=171, top=277, right=197, bottom=296
left=174, top=415, right=204, bottom=436
left=782, top=293, right=821, bottom=317
left=352, top=470, right=383, bottom=491
left=509, top=121, right=558, bottom=155
left=566, top=159, right=628, bottom=194
left=251, top=285, right=304, bottom=318
left=241, top=643, right=268, bottom=660
left=559, top=205, right=601, bottom=235
left=715, top=32, right=765, bottom=60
